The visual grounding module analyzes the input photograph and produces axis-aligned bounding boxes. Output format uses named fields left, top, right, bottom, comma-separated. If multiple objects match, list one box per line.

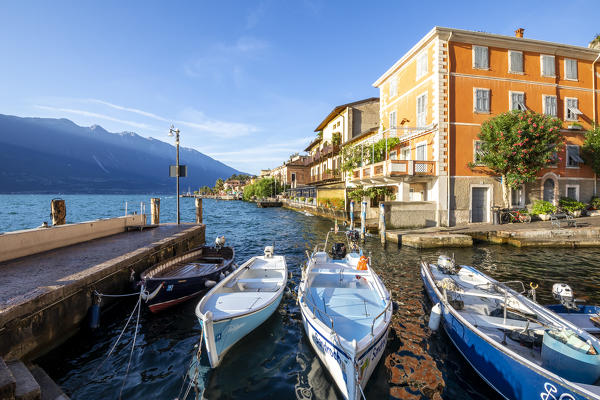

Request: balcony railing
left=309, top=171, right=341, bottom=184
left=304, top=145, right=340, bottom=165
left=351, top=160, right=436, bottom=181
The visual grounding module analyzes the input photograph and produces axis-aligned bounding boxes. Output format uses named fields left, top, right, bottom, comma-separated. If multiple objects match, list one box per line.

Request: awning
left=568, top=107, right=583, bottom=115
left=569, top=154, right=585, bottom=163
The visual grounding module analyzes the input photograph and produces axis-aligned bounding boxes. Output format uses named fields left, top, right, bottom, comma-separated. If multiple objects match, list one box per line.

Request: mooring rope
left=177, top=329, right=205, bottom=400
left=119, top=293, right=142, bottom=399
left=92, top=292, right=142, bottom=378
left=93, top=289, right=141, bottom=298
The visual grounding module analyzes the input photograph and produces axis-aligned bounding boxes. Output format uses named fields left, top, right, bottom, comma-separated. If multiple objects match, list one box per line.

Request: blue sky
left=1, top=1, right=598, bottom=175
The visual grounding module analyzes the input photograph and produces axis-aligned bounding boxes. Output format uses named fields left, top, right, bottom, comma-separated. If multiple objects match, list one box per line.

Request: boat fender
left=88, top=295, right=101, bottom=330
left=205, top=280, right=217, bottom=288
left=429, top=303, right=442, bottom=331
left=357, top=256, right=368, bottom=271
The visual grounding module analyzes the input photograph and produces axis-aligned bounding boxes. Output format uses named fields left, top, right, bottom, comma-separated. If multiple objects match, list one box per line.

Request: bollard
left=51, top=198, right=66, bottom=226
left=380, top=203, right=386, bottom=244
left=360, top=200, right=367, bottom=240
left=350, top=200, right=355, bottom=230
left=151, top=198, right=160, bottom=225
left=195, top=197, right=203, bottom=224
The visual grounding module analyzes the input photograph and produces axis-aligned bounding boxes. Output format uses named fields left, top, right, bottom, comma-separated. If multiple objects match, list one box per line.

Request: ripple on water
left=21, top=198, right=600, bottom=399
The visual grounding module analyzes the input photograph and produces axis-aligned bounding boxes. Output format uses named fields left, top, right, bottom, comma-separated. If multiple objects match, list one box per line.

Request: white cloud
left=34, top=105, right=156, bottom=130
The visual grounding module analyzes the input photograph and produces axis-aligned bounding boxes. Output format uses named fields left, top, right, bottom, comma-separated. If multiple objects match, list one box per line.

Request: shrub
left=531, top=200, right=557, bottom=215
left=300, top=197, right=305, bottom=202
left=589, top=197, right=600, bottom=210
left=559, top=197, right=585, bottom=213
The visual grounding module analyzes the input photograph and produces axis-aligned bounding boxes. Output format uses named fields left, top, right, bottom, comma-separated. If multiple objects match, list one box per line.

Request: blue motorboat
left=544, top=283, right=600, bottom=336
left=421, top=256, right=600, bottom=400
left=195, top=246, right=287, bottom=368
left=298, top=230, right=392, bottom=400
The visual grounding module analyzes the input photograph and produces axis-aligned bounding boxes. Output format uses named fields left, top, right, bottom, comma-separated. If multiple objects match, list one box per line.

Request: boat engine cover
left=330, top=243, right=347, bottom=260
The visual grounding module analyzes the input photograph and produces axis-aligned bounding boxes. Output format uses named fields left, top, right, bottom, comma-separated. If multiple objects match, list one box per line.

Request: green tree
left=470, top=110, right=564, bottom=207
left=583, top=124, right=600, bottom=175
left=214, top=178, right=225, bottom=192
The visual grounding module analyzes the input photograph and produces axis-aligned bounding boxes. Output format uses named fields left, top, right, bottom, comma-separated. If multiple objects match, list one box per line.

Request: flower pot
left=572, top=210, right=582, bottom=218
left=568, top=125, right=582, bottom=130
left=537, top=214, right=551, bottom=221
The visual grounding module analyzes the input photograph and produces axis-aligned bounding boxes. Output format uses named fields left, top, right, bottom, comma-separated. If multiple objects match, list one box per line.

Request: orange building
left=369, top=27, right=600, bottom=225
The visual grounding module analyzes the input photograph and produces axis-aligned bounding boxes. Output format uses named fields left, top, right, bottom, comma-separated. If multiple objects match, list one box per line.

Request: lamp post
left=169, top=125, right=181, bottom=224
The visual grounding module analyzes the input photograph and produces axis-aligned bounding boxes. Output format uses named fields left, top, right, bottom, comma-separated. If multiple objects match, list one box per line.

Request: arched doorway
left=543, top=179, right=555, bottom=203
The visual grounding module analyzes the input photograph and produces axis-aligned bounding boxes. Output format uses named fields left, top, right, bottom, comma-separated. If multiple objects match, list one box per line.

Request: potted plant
left=531, top=200, right=557, bottom=221
left=568, top=122, right=583, bottom=130
left=559, top=197, right=585, bottom=217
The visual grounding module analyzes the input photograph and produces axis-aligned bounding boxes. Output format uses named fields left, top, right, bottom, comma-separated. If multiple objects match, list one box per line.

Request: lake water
left=2, top=195, right=600, bottom=399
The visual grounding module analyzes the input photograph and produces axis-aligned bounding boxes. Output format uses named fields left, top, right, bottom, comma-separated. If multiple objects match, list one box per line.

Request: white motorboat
left=298, top=230, right=392, bottom=400
left=195, top=246, right=287, bottom=368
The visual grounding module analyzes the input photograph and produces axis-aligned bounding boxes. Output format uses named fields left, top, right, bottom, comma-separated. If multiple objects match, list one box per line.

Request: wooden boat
left=195, top=246, right=287, bottom=368
left=140, top=241, right=235, bottom=313
left=421, top=256, right=600, bottom=400
left=298, top=230, right=392, bottom=400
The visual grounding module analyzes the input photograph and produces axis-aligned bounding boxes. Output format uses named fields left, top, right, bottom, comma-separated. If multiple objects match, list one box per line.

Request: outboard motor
left=437, top=255, right=458, bottom=275
left=264, top=246, right=274, bottom=258
left=215, top=236, right=226, bottom=249
left=346, top=230, right=360, bottom=243
left=552, top=283, right=578, bottom=310
left=331, top=243, right=347, bottom=260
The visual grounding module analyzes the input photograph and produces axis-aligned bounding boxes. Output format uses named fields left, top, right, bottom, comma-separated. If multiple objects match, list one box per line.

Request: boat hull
left=300, top=307, right=388, bottom=400
left=421, top=265, right=599, bottom=400
left=201, top=288, right=284, bottom=368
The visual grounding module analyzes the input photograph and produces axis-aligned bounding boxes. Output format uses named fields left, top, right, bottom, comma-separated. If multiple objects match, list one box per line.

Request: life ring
left=357, top=255, right=368, bottom=271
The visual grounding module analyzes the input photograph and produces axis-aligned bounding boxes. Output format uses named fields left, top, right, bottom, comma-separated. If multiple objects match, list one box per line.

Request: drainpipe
left=593, top=52, right=599, bottom=196
left=446, top=31, right=453, bottom=226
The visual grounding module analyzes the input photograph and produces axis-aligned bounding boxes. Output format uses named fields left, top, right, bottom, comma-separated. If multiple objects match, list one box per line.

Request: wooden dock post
left=195, top=197, right=203, bottom=224
left=379, top=203, right=386, bottom=244
left=350, top=200, right=355, bottom=230
left=360, top=200, right=367, bottom=240
left=51, top=199, right=65, bottom=226
left=150, top=198, right=160, bottom=225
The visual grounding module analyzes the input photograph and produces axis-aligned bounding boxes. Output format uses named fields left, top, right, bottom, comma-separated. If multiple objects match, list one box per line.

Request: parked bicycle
left=499, top=208, right=531, bottom=224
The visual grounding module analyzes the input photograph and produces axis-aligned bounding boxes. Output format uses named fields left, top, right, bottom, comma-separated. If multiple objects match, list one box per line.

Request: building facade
left=306, top=97, right=380, bottom=207
left=369, top=27, right=600, bottom=225
left=270, top=155, right=310, bottom=188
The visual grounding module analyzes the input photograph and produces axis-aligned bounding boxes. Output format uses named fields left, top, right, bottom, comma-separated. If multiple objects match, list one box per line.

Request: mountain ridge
left=0, top=114, right=245, bottom=193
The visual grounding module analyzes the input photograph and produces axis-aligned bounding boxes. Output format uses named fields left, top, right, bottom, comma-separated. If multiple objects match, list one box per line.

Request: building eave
left=314, top=97, right=380, bottom=132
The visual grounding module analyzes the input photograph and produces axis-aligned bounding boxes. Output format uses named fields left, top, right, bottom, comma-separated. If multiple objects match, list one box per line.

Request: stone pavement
left=0, top=224, right=196, bottom=307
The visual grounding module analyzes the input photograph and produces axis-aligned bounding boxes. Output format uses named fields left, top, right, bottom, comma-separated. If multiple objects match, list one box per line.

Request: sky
left=1, top=1, right=599, bottom=175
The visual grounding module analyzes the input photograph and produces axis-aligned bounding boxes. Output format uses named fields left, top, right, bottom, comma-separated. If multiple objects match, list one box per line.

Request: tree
left=214, top=178, right=224, bottom=192
left=470, top=110, right=564, bottom=207
left=583, top=124, right=600, bottom=175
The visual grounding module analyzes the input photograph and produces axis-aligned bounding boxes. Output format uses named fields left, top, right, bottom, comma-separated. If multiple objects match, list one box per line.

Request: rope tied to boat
left=176, top=327, right=205, bottom=400
left=437, top=278, right=463, bottom=293
left=140, top=282, right=165, bottom=302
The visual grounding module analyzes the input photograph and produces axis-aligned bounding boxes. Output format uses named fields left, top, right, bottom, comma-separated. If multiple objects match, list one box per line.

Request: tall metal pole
left=170, top=125, right=181, bottom=224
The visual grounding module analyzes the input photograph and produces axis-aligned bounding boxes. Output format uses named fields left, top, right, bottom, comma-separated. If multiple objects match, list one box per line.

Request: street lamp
left=168, top=125, right=181, bottom=224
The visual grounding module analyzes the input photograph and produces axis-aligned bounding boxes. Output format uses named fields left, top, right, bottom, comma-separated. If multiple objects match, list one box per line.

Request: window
left=291, top=173, right=296, bottom=182
left=547, top=150, right=558, bottom=167
left=473, top=46, right=489, bottom=69
left=567, top=145, right=583, bottom=168
left=389, top=78, right=397, bottom=97
left=509, top=51, right=523, bottom=74
left=474, top=88, right=490, bottom=113
left=510, top=91, right=526, bottom=111
left=416, top=142, right=426, bottom=161
left=565, top=98, right=582, bottom=121
left=565, top=59, right=578, bottom=80
left=416, top=93, right=427, bottom=127
left=543, top=95, right=557, bottom=116
left=400, top=146, right=411, bottom=160
left=473, top=140, right=484, bottom=164
left=566, top=185, right=579, bottom=201
left=511, top=185, right=524, bottom=207
left=389, top=150, right=397, bottom=160
left=389, top=111, right=397, bottom=129
left=416, top=51, right=428, bottom=79
left=541, top=55, right=555, bottom=77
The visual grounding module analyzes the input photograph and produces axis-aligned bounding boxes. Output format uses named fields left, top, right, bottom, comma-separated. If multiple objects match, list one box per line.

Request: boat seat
left=237, top=278, right=282, bottom=284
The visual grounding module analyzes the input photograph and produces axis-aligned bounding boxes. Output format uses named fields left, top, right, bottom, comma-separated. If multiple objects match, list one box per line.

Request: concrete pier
left=0, top=223, right=205, bottom=361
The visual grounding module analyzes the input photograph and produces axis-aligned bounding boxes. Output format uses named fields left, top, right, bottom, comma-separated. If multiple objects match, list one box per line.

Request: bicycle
left=499, top=208, right=531, bottom=224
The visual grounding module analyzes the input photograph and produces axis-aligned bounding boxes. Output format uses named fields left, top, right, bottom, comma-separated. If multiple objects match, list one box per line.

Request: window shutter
left=510, top=52, right=523, bottom=72
left=543, top=56, right=555, bottom=76
left=566, top=59, right=577, bottom=79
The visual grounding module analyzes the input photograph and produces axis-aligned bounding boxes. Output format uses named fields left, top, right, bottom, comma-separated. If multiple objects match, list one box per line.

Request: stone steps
left=0, top=358, right=69, bottom=400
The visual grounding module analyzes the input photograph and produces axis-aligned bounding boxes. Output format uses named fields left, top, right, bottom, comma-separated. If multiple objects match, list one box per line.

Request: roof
left=314, top=97, right=379, bottom=132
left=343, top=127, right=379, bottom=146
left=373, top=26, right=600, bottom=87
left=304, top=137, right=321, bottom=152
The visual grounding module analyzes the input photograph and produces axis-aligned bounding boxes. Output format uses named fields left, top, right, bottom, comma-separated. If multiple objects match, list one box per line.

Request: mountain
left=0, top=114, right=245, bottom=193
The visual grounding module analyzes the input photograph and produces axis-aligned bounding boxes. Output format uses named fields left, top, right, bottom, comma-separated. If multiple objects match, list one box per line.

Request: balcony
left=351, top=160, right=436, bottom=183
left=304, top=145, right=340, bottom=166
left=309, top=171, right=341, bottom=184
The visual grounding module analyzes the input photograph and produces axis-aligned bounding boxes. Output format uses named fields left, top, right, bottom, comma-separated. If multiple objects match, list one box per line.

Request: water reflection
left=36, top=199, right=600, bottom=400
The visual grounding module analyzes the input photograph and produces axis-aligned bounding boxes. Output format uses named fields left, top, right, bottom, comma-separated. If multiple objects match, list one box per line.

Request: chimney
left=515, top=28, right=524, bottom=38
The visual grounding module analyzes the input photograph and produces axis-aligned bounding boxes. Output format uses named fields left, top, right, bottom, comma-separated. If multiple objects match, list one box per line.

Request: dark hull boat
left=140, top=246, right=235, bottom=313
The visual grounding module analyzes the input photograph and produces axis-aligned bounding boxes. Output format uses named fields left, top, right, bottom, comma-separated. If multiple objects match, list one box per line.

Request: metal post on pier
left=350, top=200, right=355, bottom=230
left=51, top=198, right=66, bottom=226
left=360, top=200, right=367, bottom=241
left=151, top=198, right=160, bottom=225
left=379, top=203, right=386, bottom=244
left=195, top=197, right=203, bottom=224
